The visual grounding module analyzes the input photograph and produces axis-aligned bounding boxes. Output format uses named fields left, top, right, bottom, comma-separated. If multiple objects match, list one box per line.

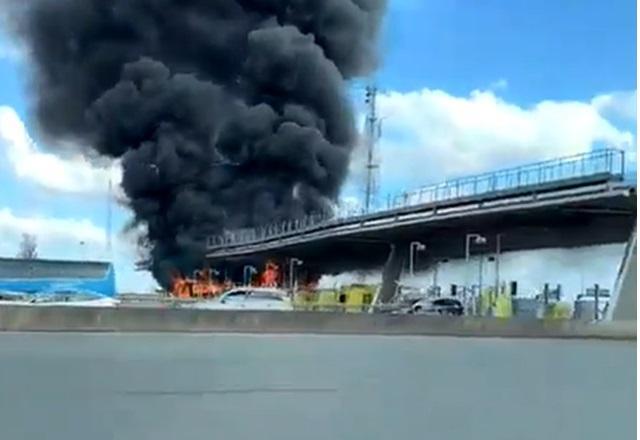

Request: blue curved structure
left=0, top=258, right=116, bottom=298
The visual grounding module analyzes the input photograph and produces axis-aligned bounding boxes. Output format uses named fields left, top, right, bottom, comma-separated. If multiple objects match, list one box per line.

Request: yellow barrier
left=493, top=294, right=513, bottom=318
left=293, top=285, right=376, bottom=312
left=479, top=289, right=513, bottom=318
left=544, top=302, right=572, bottom=320
left=340, top=284, right=375, bottom=313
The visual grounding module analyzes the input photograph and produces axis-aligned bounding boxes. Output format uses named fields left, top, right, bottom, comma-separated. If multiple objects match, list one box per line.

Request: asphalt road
left=0, top=333, right=635, bottom=440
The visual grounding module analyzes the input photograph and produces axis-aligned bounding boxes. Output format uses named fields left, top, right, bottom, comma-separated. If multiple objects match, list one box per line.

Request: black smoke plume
left=8, top=0, right=386, bottom=285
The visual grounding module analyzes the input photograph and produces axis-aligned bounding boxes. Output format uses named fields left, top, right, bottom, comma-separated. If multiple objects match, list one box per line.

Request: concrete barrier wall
left=0, top=306, right=635, bottom=340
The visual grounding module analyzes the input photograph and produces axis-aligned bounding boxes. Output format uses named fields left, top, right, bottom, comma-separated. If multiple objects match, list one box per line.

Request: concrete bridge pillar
left=379, top=242, right=409, bottom=303
left=606, top=227, right=636, bottom=321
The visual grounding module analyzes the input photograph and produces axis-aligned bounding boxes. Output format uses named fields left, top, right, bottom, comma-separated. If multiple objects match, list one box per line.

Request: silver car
left=186, top=287, right=293, bottom=311
left=410, top=297, right=464, bottom=316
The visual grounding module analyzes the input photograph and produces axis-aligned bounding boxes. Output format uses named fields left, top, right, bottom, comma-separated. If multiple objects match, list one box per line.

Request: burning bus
left=170, top=260, right=283, bottom=299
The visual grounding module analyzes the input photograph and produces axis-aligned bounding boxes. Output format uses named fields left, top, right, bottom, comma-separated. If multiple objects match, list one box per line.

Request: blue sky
left=381, top=0, right=636, bottom=100
left=0, top=1, right=636, bottom=292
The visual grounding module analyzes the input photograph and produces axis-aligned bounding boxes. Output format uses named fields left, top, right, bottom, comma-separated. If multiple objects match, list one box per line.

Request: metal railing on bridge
left=207, top=148, right=626, bottom=250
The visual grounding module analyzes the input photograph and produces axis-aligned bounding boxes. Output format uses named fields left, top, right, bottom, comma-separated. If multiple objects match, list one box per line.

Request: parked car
left=410, top=297, right=464, bottom=316
left=185, top=287, right=293, bottom=311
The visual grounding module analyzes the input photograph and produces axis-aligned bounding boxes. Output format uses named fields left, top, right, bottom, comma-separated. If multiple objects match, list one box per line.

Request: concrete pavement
left=0, top=332, right=635, bottom=440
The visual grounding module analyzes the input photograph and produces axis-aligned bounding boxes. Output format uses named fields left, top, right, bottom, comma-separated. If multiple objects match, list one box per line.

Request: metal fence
left=389, top=148, right=624, bottom=208
left=208, top=148, right=626, bottom=250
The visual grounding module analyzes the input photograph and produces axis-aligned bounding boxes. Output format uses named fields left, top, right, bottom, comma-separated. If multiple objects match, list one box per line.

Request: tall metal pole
left=465, top=233, right=486, bottom=316
left=409, top=241, right=425, bottom=277
left=243, top=265, right=256, bottom=286
left=409, top=243, right=415, bottom=277
left=289, top=258, right=303, bottom=291
left=465, top=235, right=473, bottom=315
left=495, top=234, right=501, bottom=295
left=432, top=260, right=438, bottom=290
left=594, top=283, right=600, bottom=321
left=492, top=233, right=502, bottom=316
left=478, top=254, right=483, bottom=314
left=364, top=85, right=379, bottom=213
left=106, top=173, right=113, bottom=255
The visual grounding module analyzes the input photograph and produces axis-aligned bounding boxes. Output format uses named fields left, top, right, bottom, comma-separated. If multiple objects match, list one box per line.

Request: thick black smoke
left=9, top=0, right=386, bottom=285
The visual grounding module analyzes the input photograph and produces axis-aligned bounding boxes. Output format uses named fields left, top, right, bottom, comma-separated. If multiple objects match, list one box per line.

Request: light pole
left=494, top=234, right=502, bottom=296
left=409, top=241, right=426, bottom=277
left=289, top=258, right=303, bottom=292
left=478, top=255, right=484, bottom=311
left=243, top=265, right=257, bottom=286
left=432, top=258, right=449, bottom=295
left=486, top=234, right=503, bottom=316
left=465, top=233, right=487, bottom=261
left=106, top=167, right=113, bottom=257
left=465, top=233, right=487, bottom=315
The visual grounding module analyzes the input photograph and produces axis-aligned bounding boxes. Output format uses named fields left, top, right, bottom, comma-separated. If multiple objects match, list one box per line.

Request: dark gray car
left=410, top=297, right=464, bottom=316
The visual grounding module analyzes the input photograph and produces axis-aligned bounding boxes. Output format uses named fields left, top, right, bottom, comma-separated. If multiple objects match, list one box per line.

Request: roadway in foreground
left=0, top=333, right=635, bottom=440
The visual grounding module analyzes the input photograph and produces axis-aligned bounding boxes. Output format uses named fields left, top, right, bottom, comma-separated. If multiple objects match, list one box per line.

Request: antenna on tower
left=364, top=84, right=381, bottom=213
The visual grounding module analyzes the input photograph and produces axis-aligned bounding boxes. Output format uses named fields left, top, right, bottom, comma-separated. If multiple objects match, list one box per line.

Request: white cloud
left=592, top=90, right=637, bottom=121
left=370, top=88, right=635, bottom=190
left=0, top=208, right=106, bottom=250
left=0, top=107, right=155, bottom=292
left=0, top=106, right=121, bottom=195
left=488, top=78, right=508, bottom=92
left=0, top=208, right=157, bottom=293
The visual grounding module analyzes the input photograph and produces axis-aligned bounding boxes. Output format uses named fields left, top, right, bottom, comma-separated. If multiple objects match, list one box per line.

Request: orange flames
left=171, top=267, right=226, bottom=299
left=170, top=260, right=290, bottom=298
left=258, top=260, right=280, bottom=287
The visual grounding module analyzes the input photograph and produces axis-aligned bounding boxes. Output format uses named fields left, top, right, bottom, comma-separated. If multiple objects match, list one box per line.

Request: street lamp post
left=289, top=258, right=303, bottom=292
left=465, top=233, right=487, bottom=315
left=433, top=258, right=449, bottom=295
left=495, top=234, right=502, bottom=296
left=478, top=255, right=484, bottom=309
left=243, top=265, right=257, bottom=286
left=433, top=260, right=438, bottom=291
left=465, top=233, right=487, bottom=261
left=409, top=241, right=426, bottom=277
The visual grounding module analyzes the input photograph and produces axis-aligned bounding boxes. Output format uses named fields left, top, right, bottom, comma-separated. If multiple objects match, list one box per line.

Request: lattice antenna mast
left=364, top=85, right=380, bottom=213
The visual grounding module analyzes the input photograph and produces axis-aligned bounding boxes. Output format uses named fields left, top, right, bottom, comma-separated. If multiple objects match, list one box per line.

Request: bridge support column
left=606, top=226, right=636, bottom=321
left=379, top=242, right=409, bottom=303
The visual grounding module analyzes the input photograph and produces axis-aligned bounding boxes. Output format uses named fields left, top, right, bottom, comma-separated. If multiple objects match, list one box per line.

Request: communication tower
left=363, top=85, right=381, bottom=213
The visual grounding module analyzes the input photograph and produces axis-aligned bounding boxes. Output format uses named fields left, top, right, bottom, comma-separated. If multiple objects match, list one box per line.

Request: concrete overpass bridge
left=206, top=149, right=636, bottom=300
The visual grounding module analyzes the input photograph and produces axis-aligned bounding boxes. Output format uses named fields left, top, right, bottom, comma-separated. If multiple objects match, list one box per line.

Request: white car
left=186, top=287, right=293, bottom=311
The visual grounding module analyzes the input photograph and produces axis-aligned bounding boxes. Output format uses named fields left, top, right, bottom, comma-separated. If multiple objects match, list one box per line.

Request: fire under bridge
left=206, top=149, right=636, bottom=301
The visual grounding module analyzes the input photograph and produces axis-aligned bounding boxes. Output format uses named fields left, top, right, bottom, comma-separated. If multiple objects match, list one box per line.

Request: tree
left=17, top=233, right=38, bottom=260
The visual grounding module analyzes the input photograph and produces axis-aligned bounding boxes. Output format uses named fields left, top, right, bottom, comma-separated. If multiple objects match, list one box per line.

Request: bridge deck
left=203, top=149, right=635, bottom=271
left=206, top=179, right=635, bottom=262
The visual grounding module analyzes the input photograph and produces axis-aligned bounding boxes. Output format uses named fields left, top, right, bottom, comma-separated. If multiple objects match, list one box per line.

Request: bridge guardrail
left=207, top=148, right=626, bottom=250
